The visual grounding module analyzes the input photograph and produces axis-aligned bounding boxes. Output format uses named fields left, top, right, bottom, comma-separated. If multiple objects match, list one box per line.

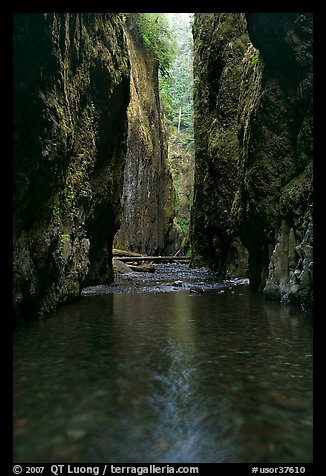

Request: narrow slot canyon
left=13, top=13, right=313, bottom=465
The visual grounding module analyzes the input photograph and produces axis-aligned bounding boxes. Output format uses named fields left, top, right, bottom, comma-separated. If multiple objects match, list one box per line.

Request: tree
left=125, top=13, right=176, bottom=79
left=162, top=13, right=195, bottom=245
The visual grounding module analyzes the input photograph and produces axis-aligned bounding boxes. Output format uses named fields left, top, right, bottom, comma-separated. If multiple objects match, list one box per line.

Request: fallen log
left=117, top=255, right=191, bottom=263
left=112, top=248, right=142, bottom=257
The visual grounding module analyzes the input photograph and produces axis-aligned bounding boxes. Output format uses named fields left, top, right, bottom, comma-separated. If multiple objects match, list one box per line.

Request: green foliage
left=297, top=151, right=311, bottom=169
left=126, top=13, right=176, bottom=79
left=177, top=216, right=189, bottom=230
left=251, top=51, right=261, bottom=66
left=159, top=75, right=174, bottom=119
left=165, top=13, right=194, bottom=132
left=127, top=13, right=195, bottom=240
left=59, top=233, right=70, bottom=244
left=296, top=138, right=312, bottom=172
left=163, top=14, right=195, bottom=239
left=52, top=202, right=61, bottom=220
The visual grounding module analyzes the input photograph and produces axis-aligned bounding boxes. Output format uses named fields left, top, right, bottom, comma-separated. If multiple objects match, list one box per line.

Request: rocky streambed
left=81, top=263, right=249, bottom=296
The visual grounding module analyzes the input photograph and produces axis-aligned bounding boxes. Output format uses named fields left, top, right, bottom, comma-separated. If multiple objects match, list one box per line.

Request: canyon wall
left=13, top=13, right=179, bottom=321
left=13, top=13, right=130, bottom=320
left=191, top=13, right=313, bottom=309
left=114, top=20, right=179, bottom=255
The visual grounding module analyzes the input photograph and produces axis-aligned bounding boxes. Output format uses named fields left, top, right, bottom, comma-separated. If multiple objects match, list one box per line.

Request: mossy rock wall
left=237, top=13, right=313, bottom=308
left=13, top=13, right=130, bottom=320
left=191, top=13, right=313, bottom=309
left=113, top=24, right=178, bottom=255
left=190, top=13, right=250, bottom=274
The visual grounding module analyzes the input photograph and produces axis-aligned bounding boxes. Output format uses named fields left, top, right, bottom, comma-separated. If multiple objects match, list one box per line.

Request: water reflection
left=147, top=340, right=237, bottom=463
left=13, top=284, right=312, bottom=463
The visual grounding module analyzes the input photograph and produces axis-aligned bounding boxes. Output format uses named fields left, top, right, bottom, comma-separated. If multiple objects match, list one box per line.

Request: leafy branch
left=125, top=13, right=176, bottom=78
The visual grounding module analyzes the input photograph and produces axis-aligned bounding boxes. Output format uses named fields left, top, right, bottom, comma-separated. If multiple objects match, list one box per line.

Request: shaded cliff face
left=191, top=13, right=313, bottom=309
left=237, top=13, right=313, bottom=309
left=113, top=25, right=178, bottom=255
left=13, top=13, right=130, bottom=320
left=191, top=13, right=250, bottom=274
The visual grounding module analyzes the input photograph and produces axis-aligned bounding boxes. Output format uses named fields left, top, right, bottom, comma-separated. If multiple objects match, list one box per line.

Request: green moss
left=251, top=51, right=261, bottom=65
left=14, top=13, right=130, bottom=320
left=279, top=162, right=312, bottom=217
left=59, top=233, right=70, bottom=243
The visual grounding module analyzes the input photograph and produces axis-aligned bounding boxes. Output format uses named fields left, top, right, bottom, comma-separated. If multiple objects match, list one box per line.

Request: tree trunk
left=177, top=106, right=182, bottom=134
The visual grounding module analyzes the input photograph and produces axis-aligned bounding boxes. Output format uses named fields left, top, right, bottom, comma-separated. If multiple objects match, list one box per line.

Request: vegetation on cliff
left=123, top=13, right=175, bottom=79
left=164, top=13, right=195, bottom=250
left=190, top=13, right=250, bottom=273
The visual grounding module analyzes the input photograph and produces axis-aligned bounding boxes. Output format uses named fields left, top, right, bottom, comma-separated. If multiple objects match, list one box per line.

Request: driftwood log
left=112, top=249, right=190, bottom=273
left=115, top=256, right=190, bottom=263
left=112, top=248, right=143, bottom=257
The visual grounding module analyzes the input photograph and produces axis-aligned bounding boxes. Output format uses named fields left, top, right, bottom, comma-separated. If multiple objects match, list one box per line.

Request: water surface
left=13, top=265, right=313, bottom=463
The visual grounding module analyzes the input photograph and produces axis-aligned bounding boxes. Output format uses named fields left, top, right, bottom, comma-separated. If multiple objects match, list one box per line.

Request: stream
left=13, top=264, right=313, bottom=463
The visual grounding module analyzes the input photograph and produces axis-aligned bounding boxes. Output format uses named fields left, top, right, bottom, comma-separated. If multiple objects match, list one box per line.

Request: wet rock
left=113, top=258, right=132, bottom=274
left=189, top=286, right=204, bottom=294
left=173, top=280, right=183, bottom=287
